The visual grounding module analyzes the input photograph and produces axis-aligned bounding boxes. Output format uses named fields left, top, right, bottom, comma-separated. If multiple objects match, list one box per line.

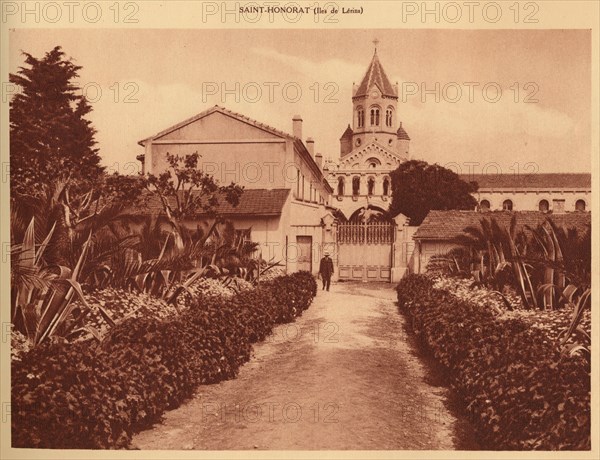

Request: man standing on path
left=319, top=252, right=334, bottom=291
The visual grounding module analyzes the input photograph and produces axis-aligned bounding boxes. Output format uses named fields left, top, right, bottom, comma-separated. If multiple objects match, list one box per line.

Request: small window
left=576, top=199, right=586, bottom=211
left=502, top=199, right=513, bottom=211
left=337, top=177, right=345, bottom=196
left=352, top=176, right=360, bottom=196
left=480, top=199, right=490, bottom=211
left=383, top=177, right=390, bottom=196
left=234, top=228, right=251, bottom=243
left=553, top=199, right=565, bottom=213
left=367, top=177, right=375, bottom=195
left=538, top=199, right=549, bottom=212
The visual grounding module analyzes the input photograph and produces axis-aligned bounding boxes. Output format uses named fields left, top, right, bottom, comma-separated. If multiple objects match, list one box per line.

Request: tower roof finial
left=373, top=38, right=379, bottom=53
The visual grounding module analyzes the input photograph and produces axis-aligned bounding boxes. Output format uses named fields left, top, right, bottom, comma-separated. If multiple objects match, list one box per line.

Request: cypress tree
left=10, top=46, right=103, bottom=200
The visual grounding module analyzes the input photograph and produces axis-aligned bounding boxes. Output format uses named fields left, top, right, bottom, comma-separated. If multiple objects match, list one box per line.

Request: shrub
left=10, top=329, right=31, bottom=362
left=12, top=272, right=317, bottom=448
left=396, top=274, right=590, bottom=450
left=70, top=288, right=178, bottom=340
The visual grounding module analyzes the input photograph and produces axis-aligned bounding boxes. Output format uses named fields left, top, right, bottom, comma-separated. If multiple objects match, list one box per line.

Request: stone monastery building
left=138, top=47, right=591, bottom=282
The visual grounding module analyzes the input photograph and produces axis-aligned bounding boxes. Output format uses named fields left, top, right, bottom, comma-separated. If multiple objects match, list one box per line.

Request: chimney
left=315, top=152, right=323, bottom=169
left=306, top=137, right=315, bottom=157
left=292, top=115, right=303, bottom=139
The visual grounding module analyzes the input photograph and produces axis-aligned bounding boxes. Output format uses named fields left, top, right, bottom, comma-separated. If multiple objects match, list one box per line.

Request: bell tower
left=340, top=40, right=410, bottom=159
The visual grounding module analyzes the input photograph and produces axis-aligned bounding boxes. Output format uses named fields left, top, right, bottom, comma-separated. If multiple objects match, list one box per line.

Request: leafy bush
left=12, top=272, right=317, bottom=448
left=396, top=274, right=590, bottom=450
left=69, top=288, right=178, bottom=340
left=258, top=266, right=286, bottom=282
left=433, top=276, right=522, bottom=312
left=10, top=329, right=31, bottom=362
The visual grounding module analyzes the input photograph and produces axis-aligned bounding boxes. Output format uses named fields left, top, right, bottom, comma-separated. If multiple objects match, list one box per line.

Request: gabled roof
left=413, top=210, right=591, bottom=241
left=138, top=105, right=293, bottom=146
left=339, top=139, right=403, bottom=166
left=354, top=51, right=397, bottom=99
left=340, top=124, right=354, bottom=140
left=133, top=188, right=291, bottom=217
left=461, top=173, right=591, bottom=190
left=396, top=122, right=410, bottom=140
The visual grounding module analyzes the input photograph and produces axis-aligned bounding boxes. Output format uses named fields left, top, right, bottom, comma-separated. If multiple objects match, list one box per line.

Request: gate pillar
left=391, top=213, right=410, bottom=282
left=320, top=212, right=339, bottom=282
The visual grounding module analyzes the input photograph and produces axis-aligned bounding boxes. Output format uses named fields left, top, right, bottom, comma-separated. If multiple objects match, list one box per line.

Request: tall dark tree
left=389, top=160, right=478, bottom=225
left=10, top=46, right=103, bottom=200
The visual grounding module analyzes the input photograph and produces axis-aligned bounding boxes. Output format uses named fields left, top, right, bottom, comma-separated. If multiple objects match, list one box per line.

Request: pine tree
left=10, top=46, right=103, bottom=200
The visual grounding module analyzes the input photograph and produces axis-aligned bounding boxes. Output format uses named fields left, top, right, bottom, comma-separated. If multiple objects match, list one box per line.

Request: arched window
left=385, top=108, right=393, bottom=127
left=365, top=157, right=381, bottom=169
left=367, top=177, right=375, bottom=195
left=502, top=199, right=513, bottom=211
left=480, top=199, right=490, bottom=211
left=352, top=176, right=360, bottom=195
left=576, top=199, right=586, bottom=211
left=357, top=107, right=364, bottom=128
left=538, top=199, right=549, bottom=212
left=370, top=107, right=380, bottom=126
left=383, top=177, right=390, bottom=196
left=337, top=177, right=345, bottom=196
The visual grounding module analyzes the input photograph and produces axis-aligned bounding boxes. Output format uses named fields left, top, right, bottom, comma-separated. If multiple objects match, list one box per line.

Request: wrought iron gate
left=337, top=221, right=395, bottom=282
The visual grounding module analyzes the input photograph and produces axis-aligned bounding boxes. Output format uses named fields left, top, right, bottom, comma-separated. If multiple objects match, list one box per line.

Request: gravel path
left=131, top=282, right=478, bottom=450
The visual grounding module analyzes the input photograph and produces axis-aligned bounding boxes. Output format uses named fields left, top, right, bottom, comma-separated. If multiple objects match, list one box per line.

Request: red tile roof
left=460, top=173, right=591, bottom=190
left=354, top=52, right=397, bottom=99
left=133, top=188, right=290, bottom=217
left=413, top=210, right=591, bottom=241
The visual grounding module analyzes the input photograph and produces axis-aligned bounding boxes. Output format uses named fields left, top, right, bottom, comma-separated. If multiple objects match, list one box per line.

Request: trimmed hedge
left=12, top=271, right=317, bottom=449
left=396, top=274, right=591, bottom=450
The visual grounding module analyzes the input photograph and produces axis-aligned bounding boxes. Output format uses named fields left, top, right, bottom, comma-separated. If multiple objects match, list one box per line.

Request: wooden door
left=296, top=236, right=313, bottom=272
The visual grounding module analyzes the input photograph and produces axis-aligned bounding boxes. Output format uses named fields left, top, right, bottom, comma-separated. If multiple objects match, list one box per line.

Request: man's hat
left=324, top=252, right=330, bottom=256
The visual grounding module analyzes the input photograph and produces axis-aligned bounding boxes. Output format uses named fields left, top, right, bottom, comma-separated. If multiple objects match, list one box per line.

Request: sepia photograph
left=1, top=1, right=598, bottom=458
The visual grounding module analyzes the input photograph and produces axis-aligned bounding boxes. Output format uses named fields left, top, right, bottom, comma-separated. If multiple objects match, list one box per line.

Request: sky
left=8, top=28, right=591, bottom=175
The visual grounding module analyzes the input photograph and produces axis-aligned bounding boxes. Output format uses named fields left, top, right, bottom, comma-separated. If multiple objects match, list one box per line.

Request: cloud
left=403, top=89, right=576, bottom=140
left=251, top=46, right=365, bottom=85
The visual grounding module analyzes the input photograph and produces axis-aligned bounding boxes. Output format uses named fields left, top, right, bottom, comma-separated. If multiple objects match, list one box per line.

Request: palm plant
left=525, top=220, right=591, bottom=308
left=455, top=215, right=538, bottom=309
left=456, top=215, right=591, bottom=312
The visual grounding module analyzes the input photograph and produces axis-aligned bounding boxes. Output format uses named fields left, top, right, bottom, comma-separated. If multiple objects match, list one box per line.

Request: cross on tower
left=373, top=38, right=380, bottom=52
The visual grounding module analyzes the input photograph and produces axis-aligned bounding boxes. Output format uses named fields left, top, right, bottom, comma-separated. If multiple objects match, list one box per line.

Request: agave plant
left=11, top=217, right=114, bottom=346
left=525, top=220, right=566, bottom=309
left=558, top=287, right=591, bottom=361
